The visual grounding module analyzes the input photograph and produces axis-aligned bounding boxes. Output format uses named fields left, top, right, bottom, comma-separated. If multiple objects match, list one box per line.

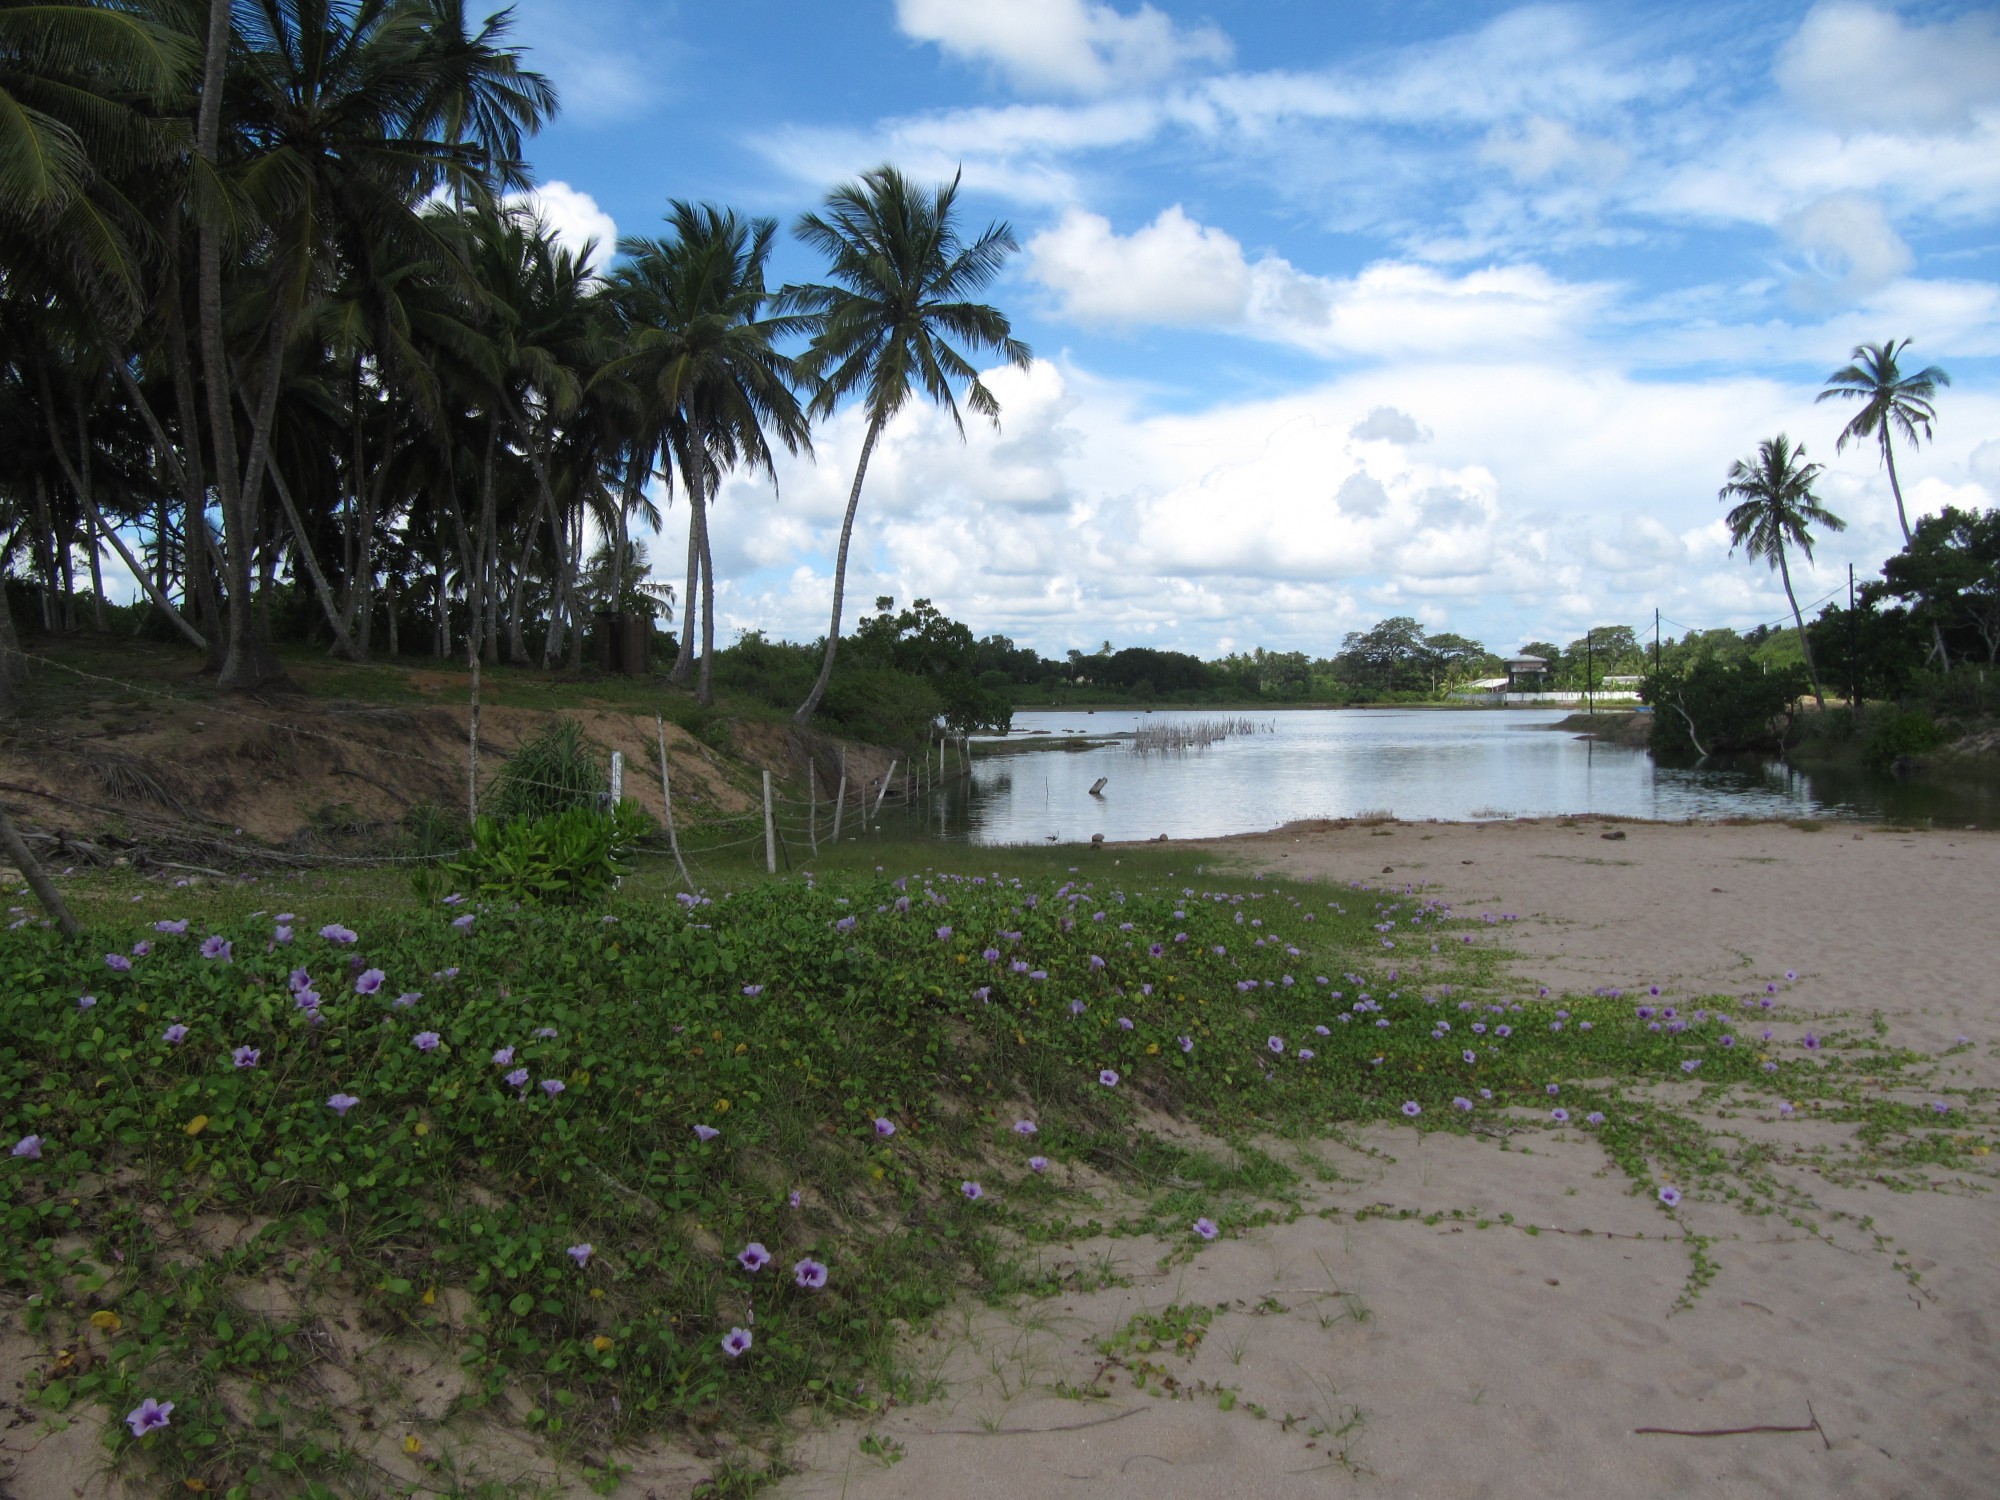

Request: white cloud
left=1479, top=116, right=1627, bottom=185
left=1026, top=205, right=1251, bottom=324
left=1349, top=407, right=1430, bottom=444
left=896, top=0, right=1230, bottom=95
left=1781, top=193, right=1913, bottom=308
left=506, top=181, right=618, bottom=269
left=1777, top=2, right=2000, bottom=133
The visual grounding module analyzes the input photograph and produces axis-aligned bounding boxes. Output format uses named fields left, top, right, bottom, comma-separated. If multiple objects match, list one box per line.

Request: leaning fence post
left=656, top=715, right=692, bottom=889
left=0, top=804, right=77, bottom=940
left=762, top=770, right=777, bottom=875
left=873, top=759, right=897, bottom=822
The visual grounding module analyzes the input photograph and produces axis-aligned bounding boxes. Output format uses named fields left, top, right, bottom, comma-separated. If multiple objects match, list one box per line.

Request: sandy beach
left=775, top=818, right=2000, bottom=1500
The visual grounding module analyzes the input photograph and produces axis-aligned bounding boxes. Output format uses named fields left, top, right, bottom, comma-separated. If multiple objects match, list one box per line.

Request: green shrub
left=443, top=803, right=649, bottom=904
left=1863, top=709, right=1950, bottom=772
left=488, top=719, right=606, bottom=822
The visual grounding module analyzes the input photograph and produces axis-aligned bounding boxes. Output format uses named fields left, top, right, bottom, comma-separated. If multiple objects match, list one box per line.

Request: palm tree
left=600, top=203, right=811, bottom=705
left=1816, top=338, right=1950, bottom=545
left=779, top=166, right=1030, bottom=726
left=1719, top=434, right=1845, bottom=711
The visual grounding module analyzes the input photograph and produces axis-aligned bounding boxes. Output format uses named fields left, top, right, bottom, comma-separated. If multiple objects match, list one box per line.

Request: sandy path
left=775, top=820, right=2000, bottom=1500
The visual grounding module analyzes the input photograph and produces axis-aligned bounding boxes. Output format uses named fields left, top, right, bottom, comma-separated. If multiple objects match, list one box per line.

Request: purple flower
left=232, top=1046, right=260, bottom=1069
left=793, top=1257, right=828, bottom=1289
left=721, top=1326, right=752, bottom=1358
left=131, top=940, right=153, bottom=958
left=1117, top=1016, right=1133, bottom=1030
left=1479, top=1088, right=1493, bottom=1099
left=742, top=984, right=764, bottom=997
left=1401, top=1101, right=1421, bottom=1117
left=1267, top=1035, right=1284, bottom=1054
left=1028, top=1155, right=1048, bottom=1173
left=1681, top=1059, right=1701, bottom=1073
left=1778, top=1101, right=1795, bottom=1116
left=1452, top=1097, right=1473, bottom=1111
left=1657, top=1185, right=1682, bottom=1208
left=273, top=925, right=294, bottom=945
left=452, top=914, right=475, bottom=933
left=492, top=1047, right=515, bottom=1066
left=936, top=926, right=953, bottom=942
left=1014, top=1120, right=1038, bottom=1135
left=737, top=1242, right=771, bottom=1273
left=414, top=1031, right=441, bottom=1053
left=77, top=994, right=96, bottom=1012
left=567, top=1243, right=592, bottom=1268
left=1462, top=1049, right=1477, bottom=1064
left=320, top=924, right=357, bottom=945
left=104, top=953, right=132, bottom=973
left=1546, top=1083, right=1560, bottom=1095
left=1930, top=1100, right=1950, bottom=1115
left=1029, top=969, right=1047, bottom=981
left=355, top=968, right=385, bottom=995
left=1551, top=1108, right=1570, bottom=1123
left=961, top=1180, right=985, bottom=1201
left=693, top=1123, right=720, bottom=1142
left=535, top=1027, right=558, bottom=1039
left=11, top=1134, right=41, bottom=1160
left=1298, top=1047, right=1315, bottom=1060
left=1802, top=1033, right=1821, bottom=1050
left=124, top=1398, right=174, bottom=1437
left=1495, top=1025, right=1512, bottom=1038
left=874, top=1117, right=896, bottom=1138
left=1586, top=1111, right=1605, bottom=1125
left=1762, top=1061, right=1779, bottom=1073
left=327, top=1093, right=360, bottom=1116
left=540, top=1079, right=565, bottom=1097
left=154, top=920, right=188, bottom=936
left=1147, top=943, right=1164, bottom=958
left=789, top=1189, right=802, bottom=1207
left=1785, top=969, right=1797, bottom=982
left=1088, top=954, right=1105, bottom=970
left=1193, top=1216, right=1220, bottom=1241
left=162, top=1023, right=188, bottom=1045
left=504, top=1068, right=529, bottom=1089
left=1719, top=1034, right=1735, bottom=1048
left=393, top=992, right=421, bottom=1009
left=1098, top=1069, right=1119, bottom=1088
left=982, top=947, right=1001, bottom=963
left=1179, top=1036, right=1193, bottom=1053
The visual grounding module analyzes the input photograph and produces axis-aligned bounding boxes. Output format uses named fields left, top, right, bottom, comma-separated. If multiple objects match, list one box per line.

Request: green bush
left=443, top=803, right=649, bottom=905
left=1863, top=709, right=1951, bottom=772
left=1643, top=656, right=1809, bottom=758
left=487, top=719, right=607, bottom=822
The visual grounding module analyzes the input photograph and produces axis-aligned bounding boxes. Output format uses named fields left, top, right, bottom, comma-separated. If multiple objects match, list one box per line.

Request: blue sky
left=497, top=0, right=2000, bottom=659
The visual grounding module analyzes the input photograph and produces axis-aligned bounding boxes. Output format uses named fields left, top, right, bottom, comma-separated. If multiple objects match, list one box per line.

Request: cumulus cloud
left=506, top=182, right=618, bottom=270
left=896, top=0, right=1231, bottom=95
left=1781, top=194, right=1913, bottom=309
left=1479, top=115, right=1628, bottom=185
left=1336, top=472, right=1391, bottom=516
left=1349, top=407, right=1431, bottom=445
left=1777, top=2, right=2000, bottom=133
left=1026, top=206, right=1251, bottom=324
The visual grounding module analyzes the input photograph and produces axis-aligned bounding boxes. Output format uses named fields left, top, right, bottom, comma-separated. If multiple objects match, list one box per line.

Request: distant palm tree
left=779, top=166, right=1031, bottom=726
left=1816, top=338, right=1950, bottom=545
left=1719, top=434, right=1845, bottom=711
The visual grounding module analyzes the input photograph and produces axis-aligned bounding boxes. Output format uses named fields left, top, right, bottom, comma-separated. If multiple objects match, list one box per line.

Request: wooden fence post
left=762, top=770, right=776, bottom=875
left=655, top=715, right=692, bottom=888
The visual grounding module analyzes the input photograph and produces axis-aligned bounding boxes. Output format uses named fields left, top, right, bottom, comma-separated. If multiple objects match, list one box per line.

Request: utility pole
left=1653, top=609, right=1660, bottom=678
left=1848, top=563, right=1858, bottom=714
left=1585, top=629, right=1595, bottom=719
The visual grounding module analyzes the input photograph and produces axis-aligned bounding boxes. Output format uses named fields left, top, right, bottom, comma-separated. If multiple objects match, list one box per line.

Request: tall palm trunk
left=796, top=413, right=883, bottom=724
left=669, top=480, right=699, bottom=687
left=1777, top=547, right=1824, bottom=712
left=695, top=464, right=717, bottom=706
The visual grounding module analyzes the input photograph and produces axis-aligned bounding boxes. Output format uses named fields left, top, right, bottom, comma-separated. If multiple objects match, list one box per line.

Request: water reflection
left=877, top=709, right=1990, bottom=845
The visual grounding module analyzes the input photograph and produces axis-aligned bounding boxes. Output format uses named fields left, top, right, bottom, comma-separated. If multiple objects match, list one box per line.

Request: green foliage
left=1863, top=709, right=1950, bottom=772
left=445, top=804, right=649, bottom=904
left=1643, top=655, right=1810, bottom=757
left=488, top=719, right=608, bottom=822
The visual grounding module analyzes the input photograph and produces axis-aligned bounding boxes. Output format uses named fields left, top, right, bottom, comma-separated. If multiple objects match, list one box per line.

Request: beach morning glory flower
left=1657, top=1186, right=1682, bottom=1208
left=1463, top=1050, right=1477, bottom=1064
left=232, top=1046, right=260, bottom=1069
left=1551, top=1108, right=1570, bottom=1123
left=540, top=1079, right=564, bottom=1097
left=937, top=927, right=953, bottom=942
left=1778, top=1101, right=1795, bottom=1116
left=393, top=992, right=421, bottom=1008
left=1681, top=1059, right=1701, bottom=1073
left=504, top=1068, right=529, bottom=1089
left=874, top=1117, right=896, bottom=1138
left=414, top=1032, right=441, bottom=1053
left=1931, top=1100, right=1950, bottom=1115
left=1014, top=1120, right=1038, bottom=1135
left=1298, top=1048, right=1315, bottom=1060
left=567, top=1244, right=592, bottom=1268
left=1267, top=1036, right=1284, bottom=1054
left=1785, top=970, right=1797, bottom=982
left=1547, top=1084, right=1560, bottom=1095
left=77, top=995, right=96, bottom=1012
left=321, top=924, right=357, bottom=945
left=1193, top=1217, right=1220, bottom=1241
left=961, top=1180, right=984, bottom=1201
left=155, top=920, right=188, bottom=935
left=1586, top=1111, right=1605, bottom=1125
left=789, top=1189, right=802, bottom=1207
left=1803, top=1033, right=1821, bottom=1050
left=493, top=1047, right=515, bottom=1066
left=1099, top=1069, right=1120, bottom=1087
left=355, top=968, right=385, bottom=995
left=794, top=1257, right=828, bottom=1289
left=327, top=1093, right=359, bottom=1116
left=1028, top=1155, right=1049, bottom=1174
left=131, top=940, right=152, bottom=957
left=104, top=954, right=132, bottom=973
left=125, top=1398, right=173, bottom=1437
left=11, top=1135, right=41, bottom=1159
left=535, top=1027, right=557, bottom=1039
left=742, top=984, right=764, bottom=997
left=1495, top=1025, right=1512, bottom=1038
left=163, top=1024, right=188, bottom=1044
left=451, top=914, right=475, bottom=932
left=1179, top=1036, right=1193, bottom=1052
left=201, top=936, right=233, bottom=961
left=693, top=1124, right=720, bottom=1142
left=721, top=1327, right=752, bottom=1358
left=737, top=1242, right=771, bottom=1273
left=1402, top=1101, right=1421, bottom=1117
left=1479, top=1088, right=1493, bottom=1099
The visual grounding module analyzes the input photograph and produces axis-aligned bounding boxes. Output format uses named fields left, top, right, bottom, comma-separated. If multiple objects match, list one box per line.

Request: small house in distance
left=1503, top=654, right=1549, bottom=690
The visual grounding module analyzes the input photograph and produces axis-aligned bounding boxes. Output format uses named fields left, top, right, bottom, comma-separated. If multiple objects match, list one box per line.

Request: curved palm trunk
left=669, top=473, right=700, bottom=688
left=1777, top=546, right=1825, bottom=712
left=1882, top=433, right=1911, bottom=546
left=695, top=481, right=717, bottom=706
left=795, top=413, right=884, bottom=726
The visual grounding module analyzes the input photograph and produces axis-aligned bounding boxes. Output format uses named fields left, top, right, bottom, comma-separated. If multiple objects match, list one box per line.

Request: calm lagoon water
left=901, top=708, right=1991, bottom=845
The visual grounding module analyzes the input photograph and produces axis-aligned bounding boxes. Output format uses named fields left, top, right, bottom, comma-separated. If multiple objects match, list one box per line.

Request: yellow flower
left=1146, top=1043, right=1160, bottom=1055
left=714, top=1098, right=730, bottom=1113
left=402, top=1434, right=422, bottom=1454
left=182, top=1481, right=209, bottom=1494
left=421, top=1287, right=437, bottom=1306
left=184, top=1115, right=208, bottom=1137
left=89, top=1310, right=121, bottom=1332
left=1014, top=1031, right=1026, bottom=1046
left=592, top=1335, right=614, bottom=1352
left=870, top=1166, right=885, bottom=1181
left=414, top=1123, right=430, bottom=1137
left=589, top=1286, right=606, bottom=1299
left=733, top=1042, right=747, bottom=1056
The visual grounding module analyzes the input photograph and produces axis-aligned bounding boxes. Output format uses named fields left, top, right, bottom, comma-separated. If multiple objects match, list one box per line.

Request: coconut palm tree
left=779, top=166, right=1030, bottom=726
left=1719, top=434, right=1845, bottom=711
left=1816, top=338, right=1950, bottom=545
left=600, top=203, right=811, bottom=705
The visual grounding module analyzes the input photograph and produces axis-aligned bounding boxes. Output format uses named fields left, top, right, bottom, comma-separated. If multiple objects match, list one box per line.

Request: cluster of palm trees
left=1, top=0, right=1029, bottom=719
left=1721, top=337, right=1951, bottom=707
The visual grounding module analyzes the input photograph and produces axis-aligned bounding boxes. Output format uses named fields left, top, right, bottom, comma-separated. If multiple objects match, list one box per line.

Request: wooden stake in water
left=762, top=769, right=777, bottom=875
left=655, top=715, right=692, bottom=889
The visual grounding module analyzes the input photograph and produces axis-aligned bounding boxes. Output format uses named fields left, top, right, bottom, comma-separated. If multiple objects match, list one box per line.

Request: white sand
left=775, top=820, right=2000, bottom=1500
